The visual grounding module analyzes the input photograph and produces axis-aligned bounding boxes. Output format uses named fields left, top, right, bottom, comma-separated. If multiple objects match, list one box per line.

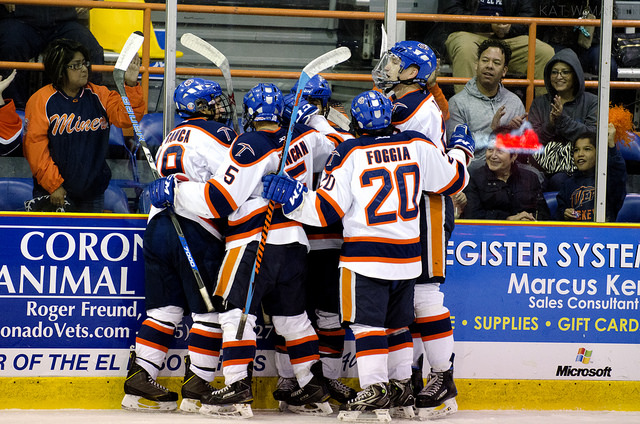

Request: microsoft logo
left=576, top=348, right=592, bottom=364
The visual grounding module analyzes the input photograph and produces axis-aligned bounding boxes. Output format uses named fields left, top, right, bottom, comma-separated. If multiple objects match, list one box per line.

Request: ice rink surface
left=2, top=409, right=640, bottom=424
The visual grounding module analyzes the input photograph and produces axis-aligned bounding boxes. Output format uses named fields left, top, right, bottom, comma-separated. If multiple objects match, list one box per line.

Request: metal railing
left=1, top=0, right=639, bottom=112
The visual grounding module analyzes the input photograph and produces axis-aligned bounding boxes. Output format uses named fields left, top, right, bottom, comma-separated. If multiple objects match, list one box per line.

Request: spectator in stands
left=0, top=69, right=23, bottom=156
left=447, top=39, right=528, bottom=169
left=23, top=39, right=144, bottom=213
left=0, top=4, right=104, bottom=109
left=461, top=127, right=551, bottom=221
left=556, top=125, right=627, bottom=222
left=528, top=48, right=597, bottom=191
left=537, top=0, right=617, bottom=77
left=442, top=0, right=554, bottom=94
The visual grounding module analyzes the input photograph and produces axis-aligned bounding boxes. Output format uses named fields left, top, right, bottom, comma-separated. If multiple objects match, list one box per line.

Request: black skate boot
left=325, top=377, right=357, bottom=403
left=121, top=351, right=178, bottom=412
left=199, top=362, right=253, bottom=418
left=337, top=382, right=391, bottom=422
left=273, top=376, right=300, bottom=409
left=415, top=359, right=458, bottom=419
left=179, top=355, right=216, bottom=413
left=389, top=378, right=415, bottom=418
left=285, top=361, right=332, bottom=415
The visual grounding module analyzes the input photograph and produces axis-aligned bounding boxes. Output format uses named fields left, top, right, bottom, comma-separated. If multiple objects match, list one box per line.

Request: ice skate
left=415, top=365, right=458, bottom=420
left=389, top=378, right=415, bottom=418
left=121, top=352, right=178, bottom=412
left=273, top=376, right=300, bottom=411
left=337, top=382, right=391, bottom=422
left=284, top=361, right=332, bottom=416
left=179, top=355, right=216, bottom=413
left=325, top=377, right=357, bottom=403
left=199, top=362, right=253, bottom=418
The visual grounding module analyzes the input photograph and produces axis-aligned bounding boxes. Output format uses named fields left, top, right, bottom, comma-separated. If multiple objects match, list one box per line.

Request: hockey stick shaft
left=235, top=47, right=351, bottom=339
left=180, top=33, right=241, bottom=133
left=114, top=33, right=215, bottom=312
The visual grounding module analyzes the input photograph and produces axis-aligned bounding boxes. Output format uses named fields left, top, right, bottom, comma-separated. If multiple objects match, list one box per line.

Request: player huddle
left=122, top=40, right=475, bottom=422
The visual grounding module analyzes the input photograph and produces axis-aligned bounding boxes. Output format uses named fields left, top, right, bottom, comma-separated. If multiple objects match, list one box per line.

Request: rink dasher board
left=0, top=214, right=639, bottom=409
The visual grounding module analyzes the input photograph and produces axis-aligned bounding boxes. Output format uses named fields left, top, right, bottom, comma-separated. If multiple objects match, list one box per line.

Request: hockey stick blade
left=180, top=33, right=241, bottom=133
left=115, top=31, right=144, bottom=72
left=327, top=107, right=351, bottom=132
left=302, top=46, right=351, bottom=78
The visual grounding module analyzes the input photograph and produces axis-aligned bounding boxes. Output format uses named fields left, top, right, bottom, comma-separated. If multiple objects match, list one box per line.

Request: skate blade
left=285, top=401, right=334, bottom=415
left=416, top=397, right=458, bottom=420
left=121, top=394, right=177, bottom=412
left=200, top=403, right=253, bottom=419
left=337, top=409, right=391, bottom=422
left=390, top=405, right=415, bottom=419
left=178, top=398, right=201, bottom=413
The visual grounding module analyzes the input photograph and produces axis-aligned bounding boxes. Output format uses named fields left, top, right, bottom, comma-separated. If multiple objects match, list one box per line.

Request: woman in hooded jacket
left=527, top=48, right=598, bottom=191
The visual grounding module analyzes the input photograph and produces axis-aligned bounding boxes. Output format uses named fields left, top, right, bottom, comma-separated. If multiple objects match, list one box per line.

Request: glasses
left=67, top=60, right=90, bottom=71
left=550, top=69, right=571, bottom=78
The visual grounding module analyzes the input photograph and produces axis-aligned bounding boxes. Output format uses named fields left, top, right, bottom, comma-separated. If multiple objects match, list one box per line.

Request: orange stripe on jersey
left=229, top=205, right=268, bottom=226
left=225, top=219, right=302, bottom=243
left=188, top=346, right=220, bottom=356
left=144, top=319, right=175, bottom=335
left=340, top=268, right=355, bottom=323
left=415, top=311, right=450, bottom=323
left=421, top=329, right=453, bottom=341
left=206, top=179, right=237, bottom=218
left=355, top=348, right=388, bottom=358
left=316, top=191, right=345, bottom=227
left=136, top=338, right=170, bottom=353
left=215, top=246, right=243, bottom=298
left=340, top=256, right=420, bottom=264
left=393, top=90, right=433, bottom=125
left=286, top=335, right=319, bottom=347
left=388, top=342, right=413, bottom=352
left=426, top=195, right=445, bottom=278
left=290, top=354, right=320, bottom=365
left=343, top=236, right=420, bottom=245
left=223, top=339, right=257, bottom=349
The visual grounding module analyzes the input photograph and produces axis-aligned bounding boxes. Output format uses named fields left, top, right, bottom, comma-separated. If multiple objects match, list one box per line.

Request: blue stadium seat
left=0, top=177, right=33, bottom=211
left=619, top=132, right=640, bottom=162
left=543, top=191, right=558, bottom=218
left=138, top=113, right=165, bottom=149
left=104, top=182, right=130, bottom=213
left=616, top=193, right=640, bottom=222
left=109, top=125, right=125, bottom=148
left=137, top=183, right=152, bottom=214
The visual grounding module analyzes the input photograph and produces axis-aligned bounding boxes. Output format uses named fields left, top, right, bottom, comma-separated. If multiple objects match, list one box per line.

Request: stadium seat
left=616, top=193, right=640, bottom=222
left=619, top=132, right=640, bottom=162
left=89, top=0, right=182, bottom=61
left=0, top=177, right=33, bottom=211
left=543, top=191, right=558, bottom=218
left=104, top=182, right=131, bottom=213
left=138, top=113, right=182, bottom=150
left=137, top=183, right=152, bottom=214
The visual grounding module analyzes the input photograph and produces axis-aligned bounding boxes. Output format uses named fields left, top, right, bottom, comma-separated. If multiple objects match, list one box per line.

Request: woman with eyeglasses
left=23, top=38, right=144, bottom=212
left=527, top=48, right=598, bottom=191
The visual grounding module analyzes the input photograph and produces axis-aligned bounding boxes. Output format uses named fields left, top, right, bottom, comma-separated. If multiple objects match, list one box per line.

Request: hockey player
left=270, top=94, right=357, bottom=409
left=373, top=40, right=461, bottom=418
left=122, top=78, right=236, bottom=412
left=261, top=90, right=474, bottom=422
left=147, top=83, right=337, bottom=417
left=0, top=70, right=23, bottom=156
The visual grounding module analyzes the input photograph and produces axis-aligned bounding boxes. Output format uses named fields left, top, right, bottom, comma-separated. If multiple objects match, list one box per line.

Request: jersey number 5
left=362, top=164, right=420, bottom=225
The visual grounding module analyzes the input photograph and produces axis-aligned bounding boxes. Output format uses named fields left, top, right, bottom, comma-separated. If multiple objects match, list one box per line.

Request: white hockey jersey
left=150, top=117, right=236, bottom=240
left=391, top=88, right=446, bottom=153
left=174, top=123, right=335, bottom=250
left=285, top=129, right=469, bottom=280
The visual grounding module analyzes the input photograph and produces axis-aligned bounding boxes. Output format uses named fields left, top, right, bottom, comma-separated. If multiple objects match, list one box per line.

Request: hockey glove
left=148, top=174, right=178, bottom=208
left=262, top=173, right=308, bottom=214
left=448, top=124, right=475, bottom=161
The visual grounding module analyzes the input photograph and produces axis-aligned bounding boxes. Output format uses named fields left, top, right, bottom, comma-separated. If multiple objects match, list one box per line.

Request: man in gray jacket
left=447, top=39, right=527, bottom=169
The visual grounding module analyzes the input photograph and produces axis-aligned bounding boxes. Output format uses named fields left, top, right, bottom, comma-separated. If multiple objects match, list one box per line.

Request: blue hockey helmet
left=350, top=90, right=393, bottom=131
left=174, top=78, right=232, bottom=121
left=290, top=74, right=332, bottom=109
left=372, top=40, right=437, bottom=90
left=282, top=93, right=318, bottom=125
left=242, top=83, right=284, bottom=129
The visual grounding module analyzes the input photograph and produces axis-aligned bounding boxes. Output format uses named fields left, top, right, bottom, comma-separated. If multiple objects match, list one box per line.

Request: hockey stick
left=179, top=33, right=241, bottom=133
left=327, top=107, right=351, bottom=132
left=113, top=32, right=215, bottom=312
left=235, top=47, right=352, bottom=339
